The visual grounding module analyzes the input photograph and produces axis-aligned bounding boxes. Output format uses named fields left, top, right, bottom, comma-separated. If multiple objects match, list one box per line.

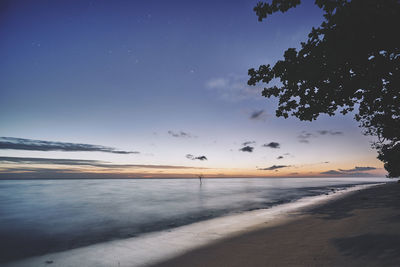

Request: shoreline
left=0, top=177, right=387, bottom=180
left=154, top=182, right=400, bottom=267
left=4, top=183, right=386, bottom=267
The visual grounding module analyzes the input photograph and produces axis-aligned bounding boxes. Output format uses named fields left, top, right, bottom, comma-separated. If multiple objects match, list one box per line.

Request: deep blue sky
left=0, top=0, right=384, bottom=178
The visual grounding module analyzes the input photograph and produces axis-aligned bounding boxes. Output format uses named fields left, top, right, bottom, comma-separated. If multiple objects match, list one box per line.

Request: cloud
left=239, top=146, right=254, bottom=152
left=186, top=154, right=208, bottom=161
left=205, top=74, right=262, bottom=102
left=242, top=141, right=256, bottom=146
left=320, top=170, right=343, bottom=175
left=317, top=130, right=343, bottom=136
left=277, top=156, right=284, bottom=159
left=297, top=131, right=315, bottom=143
left=206, top=78, right=228, bottom=88
left=0, top=157, right=211, bottom=179
left=250, top=110, right=265, bottom=120
left=0, top=137, right=138, bottom=154
left=297, top=130, right=343, bottom=143
left=168, top=131, right=195, bottom=138
left=317, top=130, right=329, bottom=135
left=321, top=166, right=377, bottom=177
left=0, top=156, right=203, bottom=169
left=0, top=168, right=203, bottom=179
left=339, top=166, right=377, bottom=172
left=258, top=165, right=289, bottom=171
left=0, top=157, right=104, bottom=166
left=263, top=142, right=280, bottom=149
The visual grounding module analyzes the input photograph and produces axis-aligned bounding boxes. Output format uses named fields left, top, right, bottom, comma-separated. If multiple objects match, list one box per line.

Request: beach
left=3, top=181, right=397, bottom=267
left=3, top=1, right=398, bottom=266
left=154, top=182, right=400, bottom=267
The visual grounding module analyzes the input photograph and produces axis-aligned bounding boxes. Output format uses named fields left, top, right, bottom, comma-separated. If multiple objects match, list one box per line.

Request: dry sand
left=153, top=182, right=400, bottom=267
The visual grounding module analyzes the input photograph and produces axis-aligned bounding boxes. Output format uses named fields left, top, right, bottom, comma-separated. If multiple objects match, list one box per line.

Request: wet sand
left=154, top=182, right=400, bottom=267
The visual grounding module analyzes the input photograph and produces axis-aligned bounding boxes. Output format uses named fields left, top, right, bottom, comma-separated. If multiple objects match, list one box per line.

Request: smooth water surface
left=0, top=177, right=388, bottom=262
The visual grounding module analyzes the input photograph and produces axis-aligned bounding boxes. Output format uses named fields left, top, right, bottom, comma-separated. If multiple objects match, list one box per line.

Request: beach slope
left=154, top=182, right=400, bottom=267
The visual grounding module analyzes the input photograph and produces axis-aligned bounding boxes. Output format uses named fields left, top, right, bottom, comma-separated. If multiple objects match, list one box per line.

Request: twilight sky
left=0, top=0, right=385, bottom=178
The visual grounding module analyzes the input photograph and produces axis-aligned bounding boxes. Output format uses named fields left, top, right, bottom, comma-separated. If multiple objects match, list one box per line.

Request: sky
left=0, top=0, right=386, bottom=178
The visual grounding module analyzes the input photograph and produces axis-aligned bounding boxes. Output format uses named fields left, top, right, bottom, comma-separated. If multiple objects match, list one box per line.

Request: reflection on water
left=0, top=177, right=387, bottom=262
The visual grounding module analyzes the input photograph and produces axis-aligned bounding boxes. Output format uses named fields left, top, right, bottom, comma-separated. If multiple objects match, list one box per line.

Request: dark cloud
left=258, top=165, right=289, bottom=171
left=339, top=166, right=377, bottom=172
left=321, top=170, right=343, bottom=175
left=321, top=166, right=377, bottom=177
left=0, top=156, right=202, bottom=169
left=277, top=156, right=284, bottom=159
left=263, top=142, right=280, bottom=149
left=239, top=146, right=254, bottom=152
left=168, top=131, right=195, bottom=138
left=0, top=171, right=115, bottom=179
left=242, top=141, right=256, bottom=146
left=0, top=169, right=192, bottom=179
left=0, top=157, right=103, bottom=166
left=0, top=167, right=83, bottom=173
left=317, top=130, right=329, bottom=135
left=250, top=110, right=264, bottom=120
left=186, top=154, right=208, bottom=161
left=298, top=130, right=343, bottom=143
left=0, top=137, right=138, bottom=154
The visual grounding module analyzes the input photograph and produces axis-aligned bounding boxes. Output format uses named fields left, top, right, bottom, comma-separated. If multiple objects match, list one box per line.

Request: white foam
left=5, top=183, right=381, bottom=267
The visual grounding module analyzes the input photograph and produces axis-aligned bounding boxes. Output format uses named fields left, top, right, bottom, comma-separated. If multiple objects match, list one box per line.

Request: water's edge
left=5, top=183, right=385, bottom=267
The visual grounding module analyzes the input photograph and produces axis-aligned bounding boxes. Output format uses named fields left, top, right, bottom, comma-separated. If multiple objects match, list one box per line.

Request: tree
left=248, top=0, right=400, bottom=177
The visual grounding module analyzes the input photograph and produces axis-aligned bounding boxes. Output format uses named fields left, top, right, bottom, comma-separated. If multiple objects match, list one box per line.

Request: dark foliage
left=248, top=0, right=400, bottom=177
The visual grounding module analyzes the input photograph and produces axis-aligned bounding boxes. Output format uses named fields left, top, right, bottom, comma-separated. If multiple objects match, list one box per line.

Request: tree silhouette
left=248, top=0, right=400, bottom=177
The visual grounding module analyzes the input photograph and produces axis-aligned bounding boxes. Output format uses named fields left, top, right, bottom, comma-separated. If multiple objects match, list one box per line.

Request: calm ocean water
left=0, top=177, right=388, bottom=262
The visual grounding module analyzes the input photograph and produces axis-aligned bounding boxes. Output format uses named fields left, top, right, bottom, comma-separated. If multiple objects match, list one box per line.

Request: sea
left=0, top=177, right=388, bottom=263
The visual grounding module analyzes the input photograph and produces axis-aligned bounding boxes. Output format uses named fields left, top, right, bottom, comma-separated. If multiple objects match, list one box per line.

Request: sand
left=153, top=182, right=400, bottom=267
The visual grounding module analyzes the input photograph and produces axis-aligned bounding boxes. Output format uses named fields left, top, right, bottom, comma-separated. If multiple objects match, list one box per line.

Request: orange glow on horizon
left=0, top=161, right=386, bottom=179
